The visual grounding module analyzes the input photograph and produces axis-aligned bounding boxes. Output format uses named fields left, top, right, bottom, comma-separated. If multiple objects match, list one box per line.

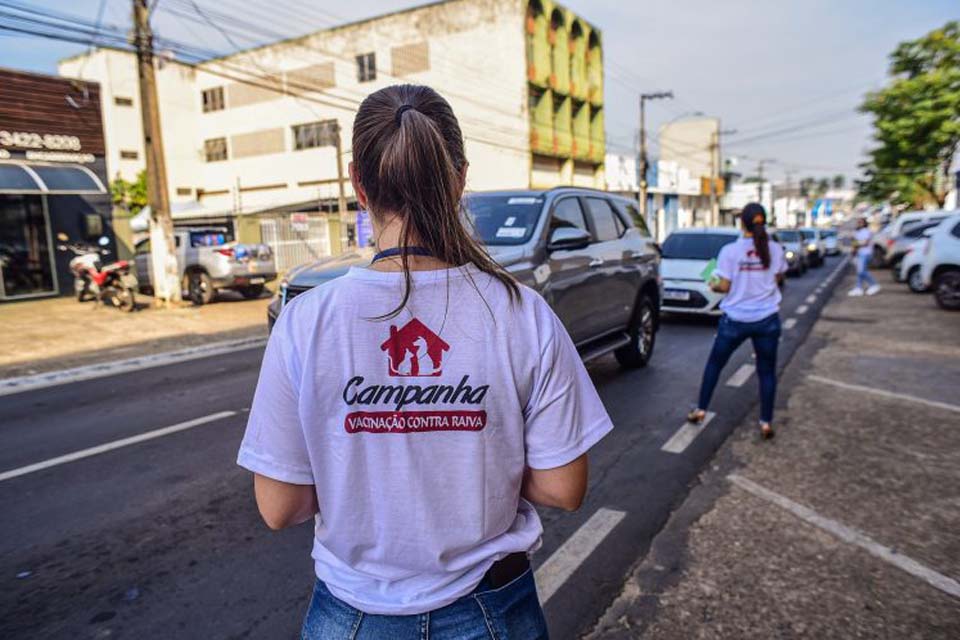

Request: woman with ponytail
left=237, top=85, right=613, bottom=638
left=688, top=203, right=787, bottom=438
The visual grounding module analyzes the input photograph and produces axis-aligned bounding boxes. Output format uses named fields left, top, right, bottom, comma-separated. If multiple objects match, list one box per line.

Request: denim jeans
left=697, top=313, right=781, bottom=423
left=301, top=568, right=549, bottom=640
left=856, top=253, right=877, bottom=289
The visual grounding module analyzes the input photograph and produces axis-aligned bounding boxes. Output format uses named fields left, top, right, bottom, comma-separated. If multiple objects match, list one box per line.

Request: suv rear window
left=189, top=230, right=231, bottom=247
left=465, top=194, right=544, bottom=245
left=661, top=233, right=737, bottom=260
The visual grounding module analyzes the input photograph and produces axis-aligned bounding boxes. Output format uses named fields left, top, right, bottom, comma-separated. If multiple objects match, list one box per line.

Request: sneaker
left=866, top=284, right=881, bottom=296
left=848, top=287, right=864, bottom=297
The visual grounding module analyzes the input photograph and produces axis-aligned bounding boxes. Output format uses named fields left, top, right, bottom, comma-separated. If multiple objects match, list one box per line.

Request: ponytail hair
left=352, top=84, right=519, bottom=318
left=740, top=202, right=771, bottom=269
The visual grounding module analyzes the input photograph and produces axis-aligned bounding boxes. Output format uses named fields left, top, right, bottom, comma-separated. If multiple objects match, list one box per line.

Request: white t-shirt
left=715, top=237, right=787, bottom=323
left=855, top=228, right=873, bottom=257
left=237, top=264, right=613, bottom=615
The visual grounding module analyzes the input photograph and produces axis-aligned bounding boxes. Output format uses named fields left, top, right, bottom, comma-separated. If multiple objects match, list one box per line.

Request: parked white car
left=873, top=210, right=951, bottom=266
left=659, top=227, right=740, bottom=315
left=899, top=236, right=931, bottom=292
left=919, top=212, right=960, bottom=310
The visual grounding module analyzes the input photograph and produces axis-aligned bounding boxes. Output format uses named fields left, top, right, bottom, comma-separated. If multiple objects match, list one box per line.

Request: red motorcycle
left=56, top=233, right=137, bottom=312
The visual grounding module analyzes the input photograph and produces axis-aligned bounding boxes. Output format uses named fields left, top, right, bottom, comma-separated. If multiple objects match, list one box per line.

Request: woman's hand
left=521, top=454, right=588, bottom=511
left=253, top=474, right=319, bottom=530
left=710, top=276, right=731, bottom=293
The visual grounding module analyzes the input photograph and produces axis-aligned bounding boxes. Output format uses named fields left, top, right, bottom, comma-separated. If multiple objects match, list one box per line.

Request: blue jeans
left=697, top=313, right=781, bottom=423
left=856, top=253, right=877, bottom=289
left=301, top=568, right=549, bottom=640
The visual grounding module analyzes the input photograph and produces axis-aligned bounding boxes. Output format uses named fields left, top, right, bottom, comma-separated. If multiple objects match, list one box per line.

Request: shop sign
left=1, top=130, right=83, bottom=151
left=290, top=212, right=309, bottom=232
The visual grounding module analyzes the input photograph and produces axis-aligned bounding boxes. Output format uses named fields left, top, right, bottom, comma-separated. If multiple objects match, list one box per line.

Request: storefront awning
left=0, top=161, right=106, bottom=195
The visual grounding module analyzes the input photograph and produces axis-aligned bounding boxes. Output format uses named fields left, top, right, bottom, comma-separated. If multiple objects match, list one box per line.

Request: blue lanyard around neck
left=371, top=246, right=432, bottom=264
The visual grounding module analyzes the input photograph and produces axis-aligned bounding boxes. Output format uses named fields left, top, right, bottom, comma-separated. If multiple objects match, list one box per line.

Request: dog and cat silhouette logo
left=380, top=318, right=450, bottom=377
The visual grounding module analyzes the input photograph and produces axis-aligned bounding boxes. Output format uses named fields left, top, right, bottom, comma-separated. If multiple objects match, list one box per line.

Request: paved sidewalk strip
left=808, top=375, right=960, bottom=414
left=0, top=337, right=267, bottom=397
left=729, top=475, right=960, bottom=599
left=662, top=412, right=716, bottom=454
left=0, top=411, right=237, bottom=482
left=535, top=507, right=626, bottom=604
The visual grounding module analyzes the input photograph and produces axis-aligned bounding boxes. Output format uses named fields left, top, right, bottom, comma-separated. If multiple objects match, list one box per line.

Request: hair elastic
left=395, top=104, right=415, bottom=126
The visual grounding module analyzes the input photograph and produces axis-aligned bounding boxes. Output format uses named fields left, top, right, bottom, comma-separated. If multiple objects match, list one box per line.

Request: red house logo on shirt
left=380, top=318, right=450, bottom=377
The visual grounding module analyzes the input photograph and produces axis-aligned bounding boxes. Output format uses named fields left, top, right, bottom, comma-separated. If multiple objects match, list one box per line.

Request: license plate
left=249, top=277, right=265, bottom=284
left=664, top=289, right=691, bottom=301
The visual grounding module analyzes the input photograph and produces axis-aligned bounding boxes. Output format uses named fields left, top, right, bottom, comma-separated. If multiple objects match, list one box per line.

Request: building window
left=176, top=187, right=193, bottom=197
left=356, top=53, right=376, bottom=83
left=114, top=96, right=133, bottom=107
left=202, top=86, right=225, bottom=112
left=204, top=137, right=228, bottom=162
left=293, top=120, right=338, bottom=151
left=119, top=150, right=139, bottom=160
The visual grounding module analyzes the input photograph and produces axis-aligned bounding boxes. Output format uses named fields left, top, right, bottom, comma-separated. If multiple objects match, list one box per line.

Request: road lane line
left=535, top=507, right=626, bottom=604
left=726, top=364, right=755, bottom=388
left=0, top=338, right=268, bottom=397
left=808, top=376, right=960, bottom=414
left=796, top=304, right=809, bottom=315
left=806, top=294, right=817, bottom=304
left=0, top=411, right=237, bottom=482
left=729, top=475, right=960, bottom=599
left=661, top=412, right=716, bottom=454
left=783, top=318, right=798, bottom=329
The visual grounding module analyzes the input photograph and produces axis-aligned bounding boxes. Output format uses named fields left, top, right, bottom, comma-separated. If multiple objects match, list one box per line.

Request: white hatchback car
left=659, top=227, right=740, bottom=315
left=920, top=212, right=960, bottom=310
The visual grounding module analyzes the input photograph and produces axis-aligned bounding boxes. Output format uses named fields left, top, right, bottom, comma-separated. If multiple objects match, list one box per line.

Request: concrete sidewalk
left=588, top=269, right=960, bottom=639
left=0, top=291, right=270, bottom=380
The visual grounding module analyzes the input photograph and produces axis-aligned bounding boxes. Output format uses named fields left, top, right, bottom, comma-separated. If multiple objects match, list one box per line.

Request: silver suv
left=269, top=188, right=662, bottom=368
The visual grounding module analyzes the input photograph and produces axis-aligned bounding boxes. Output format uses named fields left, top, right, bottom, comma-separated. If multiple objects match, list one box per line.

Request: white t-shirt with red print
left=237, top=264, right=613, bottom=615
left=714, top=236, right=787, bottom=323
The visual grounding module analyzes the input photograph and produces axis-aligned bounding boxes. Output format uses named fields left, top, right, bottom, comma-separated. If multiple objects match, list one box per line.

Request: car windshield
left=800, top=230, right=816, bottom=241
left=777, top=230, right=800, bottom=242
left=821, top=230, right=837, bottom=238
left=464, top=194, right=545, bottom=246
left=661, top=233, right=737, bottom=260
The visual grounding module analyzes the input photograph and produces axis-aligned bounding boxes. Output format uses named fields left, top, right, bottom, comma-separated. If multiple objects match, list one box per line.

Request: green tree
left=858, top=21, right=960, bottom=208
left=832, top=174, right=845, bottom=189
left=110, top=170, right=148, bottom=214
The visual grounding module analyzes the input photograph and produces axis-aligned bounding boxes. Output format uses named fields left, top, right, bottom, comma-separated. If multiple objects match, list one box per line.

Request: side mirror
left=98, top=236, right=110, bottom=247
left=547, top=227, right=591, bottom=252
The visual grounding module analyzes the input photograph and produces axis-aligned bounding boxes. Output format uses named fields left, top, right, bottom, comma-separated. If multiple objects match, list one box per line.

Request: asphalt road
left=0, top=256, right=844, bottom=639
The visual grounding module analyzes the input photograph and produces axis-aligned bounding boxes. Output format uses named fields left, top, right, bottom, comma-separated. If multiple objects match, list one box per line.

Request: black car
left=269, top=188, right=662, bottom=368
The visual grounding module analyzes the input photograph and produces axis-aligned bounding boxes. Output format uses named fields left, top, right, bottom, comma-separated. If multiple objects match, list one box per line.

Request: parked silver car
left=135, top=227, right=277, bottom=304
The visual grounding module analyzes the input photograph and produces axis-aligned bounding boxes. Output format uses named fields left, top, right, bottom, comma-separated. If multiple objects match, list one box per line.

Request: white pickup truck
left=134, top=227, right=277, bottom=304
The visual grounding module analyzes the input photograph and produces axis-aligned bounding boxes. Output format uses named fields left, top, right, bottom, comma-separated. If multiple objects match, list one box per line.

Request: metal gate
left=260, top=214, right=330, bottom=273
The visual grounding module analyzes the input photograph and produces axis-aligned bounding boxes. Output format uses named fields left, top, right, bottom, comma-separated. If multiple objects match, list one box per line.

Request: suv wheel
left=615, top=295, right=657, bottom=369
left=183, top=271, right=215, bottom=306
left=907, top=267, right=927, bottom=293
left=933, top=270, right=960, bottom=311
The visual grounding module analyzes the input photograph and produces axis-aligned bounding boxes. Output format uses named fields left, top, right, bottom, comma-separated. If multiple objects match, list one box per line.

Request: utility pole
left=334, top=121, right=347, bottom=252
left=133, top=0, right=180, bottom=305
left=708, top=126, right=736, bottom=227
left=756, top=158, right=775, bottom=207
left=638, top=91, right=673, bottom=238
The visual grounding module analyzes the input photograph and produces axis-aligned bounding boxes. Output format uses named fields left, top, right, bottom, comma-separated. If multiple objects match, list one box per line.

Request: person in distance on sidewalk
left=849, top=217, right=881, bottom=296
left=688, top=203, right=787, bottom=439
left=237, top=84, right=614, bottom=639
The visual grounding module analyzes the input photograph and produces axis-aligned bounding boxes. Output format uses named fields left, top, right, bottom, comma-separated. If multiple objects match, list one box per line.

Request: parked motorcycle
left=56, top=233, right=138, bottom=312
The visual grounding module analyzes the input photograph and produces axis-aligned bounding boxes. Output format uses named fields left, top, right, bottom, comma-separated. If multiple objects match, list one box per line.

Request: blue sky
left=2, top=0, right=957, bottom=183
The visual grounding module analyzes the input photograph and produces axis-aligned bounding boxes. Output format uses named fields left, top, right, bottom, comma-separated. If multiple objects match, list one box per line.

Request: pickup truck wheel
left=239, top=284, right=265, bottom=299
left=933, top=270, right=960, bottom=311
left=183, top=271, right=215, bottom=306
left=615, top=295, right=657, bottom=369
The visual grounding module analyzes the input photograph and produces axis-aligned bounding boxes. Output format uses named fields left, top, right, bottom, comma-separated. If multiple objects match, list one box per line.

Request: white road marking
left=796, top=304, right=809, bottom=315
left=0, top=411, right=237, bottom=482
left=726, top=364, right=755, bottom=388
left=808, top=375, right=960, bottom=415
left=0, top=337, right=267, bottom=397
left=662, top=412, right=717, bottom=454
left=806, top=294, right=817, bottom=304
left=783, top=318, right=798, bottom=330
left=535, top=507, right=626, bottom=604
left=729, top=475, right=960, bottom=599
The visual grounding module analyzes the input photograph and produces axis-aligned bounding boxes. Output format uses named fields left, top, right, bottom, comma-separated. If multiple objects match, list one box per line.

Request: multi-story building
left=57, top=0, right=605, bottom=266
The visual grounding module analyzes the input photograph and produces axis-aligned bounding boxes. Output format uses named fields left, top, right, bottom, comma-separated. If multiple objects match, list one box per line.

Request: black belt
left=484, top=552, right=530, bottom=589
